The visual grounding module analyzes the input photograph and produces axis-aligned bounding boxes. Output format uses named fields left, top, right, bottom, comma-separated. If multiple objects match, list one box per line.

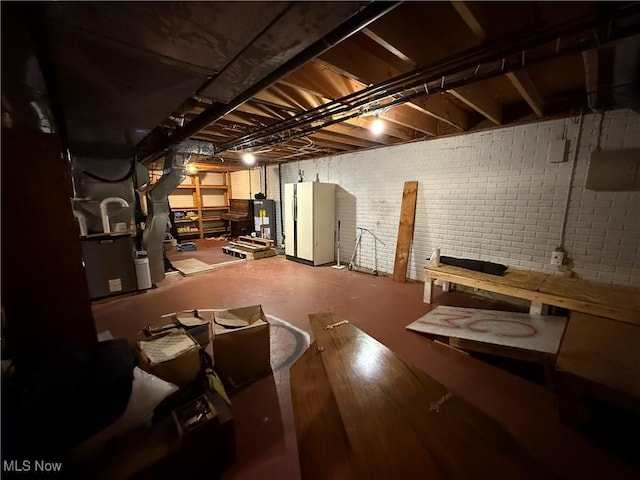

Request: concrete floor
left=92, top=244, right=637, bottom=479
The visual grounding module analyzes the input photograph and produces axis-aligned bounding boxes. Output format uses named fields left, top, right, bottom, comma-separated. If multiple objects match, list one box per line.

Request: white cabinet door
left=284, top=183, right=295, bottom=257
left=296, top=182, right=314, bottom=261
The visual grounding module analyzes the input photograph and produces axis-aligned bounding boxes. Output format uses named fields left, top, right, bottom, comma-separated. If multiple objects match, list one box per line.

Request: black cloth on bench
left=439, top=256, right=508, bottom=276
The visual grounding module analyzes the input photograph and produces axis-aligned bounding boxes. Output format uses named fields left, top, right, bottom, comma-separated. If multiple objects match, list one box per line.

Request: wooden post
left=392, top=181, right=418, bottom=282
left=1, top=129, right=97, bottom=356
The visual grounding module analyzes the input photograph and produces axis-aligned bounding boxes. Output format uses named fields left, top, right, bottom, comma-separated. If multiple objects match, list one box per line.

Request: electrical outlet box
left=551, top=251, right=564, bottom=265
left=547, top=139, right=568, bottom=163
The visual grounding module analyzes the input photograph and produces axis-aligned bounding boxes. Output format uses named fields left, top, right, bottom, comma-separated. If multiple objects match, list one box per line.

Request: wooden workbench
left=423, top=264, right=640, bottom=420
left=423, top=264, right=640, bottom=325
left=555, top=311, right=640, bottom=420
left=290, top=312, right=548, bottom=479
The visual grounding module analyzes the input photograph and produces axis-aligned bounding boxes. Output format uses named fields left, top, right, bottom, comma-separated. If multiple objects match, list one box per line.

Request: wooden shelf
left=169, top=171, right=231, bottom=240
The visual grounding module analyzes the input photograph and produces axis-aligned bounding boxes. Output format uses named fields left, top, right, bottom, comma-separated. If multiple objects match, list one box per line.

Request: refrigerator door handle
left=293, top=194, right=297, bottom=222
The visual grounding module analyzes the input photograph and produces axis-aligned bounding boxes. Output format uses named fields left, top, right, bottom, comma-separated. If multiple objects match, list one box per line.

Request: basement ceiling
left=5, top=2, right=640, bottom=166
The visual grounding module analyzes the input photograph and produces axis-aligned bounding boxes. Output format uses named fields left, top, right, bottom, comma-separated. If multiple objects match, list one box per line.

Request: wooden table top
left=291, top=312, right=547, bottom=479
left=557, top=311, right=640, bottom=400
left=424, top=265, right=640, bottom=324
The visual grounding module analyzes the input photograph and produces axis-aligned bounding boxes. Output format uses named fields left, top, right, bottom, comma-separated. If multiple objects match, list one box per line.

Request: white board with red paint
left=407, top=306, right=568, bottom=354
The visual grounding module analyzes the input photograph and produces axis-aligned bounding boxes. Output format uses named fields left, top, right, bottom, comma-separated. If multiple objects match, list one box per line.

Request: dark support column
left=1, top=128, right=97, bottom=357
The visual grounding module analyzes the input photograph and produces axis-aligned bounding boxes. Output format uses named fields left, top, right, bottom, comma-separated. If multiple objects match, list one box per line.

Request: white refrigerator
left=284, top=182, right=335, bottom=266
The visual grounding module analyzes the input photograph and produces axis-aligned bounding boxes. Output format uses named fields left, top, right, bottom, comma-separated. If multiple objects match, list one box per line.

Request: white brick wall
left=274, top=108, right=640, bottom=287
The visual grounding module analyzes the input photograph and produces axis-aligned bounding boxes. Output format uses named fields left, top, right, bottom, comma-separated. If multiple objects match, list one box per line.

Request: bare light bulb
left=371, top=117, right=384, bottom=135
left=242, top=153, right=256, bottom=165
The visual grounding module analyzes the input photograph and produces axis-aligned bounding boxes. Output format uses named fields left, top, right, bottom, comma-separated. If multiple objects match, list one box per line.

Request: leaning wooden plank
left=393, top=181, right=418, bottom=282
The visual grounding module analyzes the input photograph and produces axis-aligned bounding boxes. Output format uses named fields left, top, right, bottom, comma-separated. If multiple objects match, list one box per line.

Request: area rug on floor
left=267, top=315, right=310, bottom=372
left=406, top=306, right=567, bottom=354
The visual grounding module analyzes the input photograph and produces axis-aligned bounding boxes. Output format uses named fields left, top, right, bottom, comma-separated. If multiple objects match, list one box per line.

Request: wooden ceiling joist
left=408, top=95, right=470, bottom=131
left=280, top=61, right=362, bottom=100
left=324, top=123, right=392, bottom=145
left=380, top=105, right=438, bottom=136
left=310, top=130, right=380, bottom=149
left=450, top=1, right=488, bottom=42
left=318, top=36, right=471, bottom=132
left=505, top=70, right=544, bottom=118
left=448, top=86, right=503, bottom=125
left=350, top=117, right=419, bottom=142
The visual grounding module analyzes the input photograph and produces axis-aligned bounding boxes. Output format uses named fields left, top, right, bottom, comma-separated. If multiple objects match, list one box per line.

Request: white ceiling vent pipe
left=100, top=197, right=130, bottom=234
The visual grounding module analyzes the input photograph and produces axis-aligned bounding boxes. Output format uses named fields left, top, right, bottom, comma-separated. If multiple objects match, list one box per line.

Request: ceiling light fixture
left=370, top=116, right=384, bottom=135
left=185, top=163, right=198, bottom=175
left=242, top=152, right=256, bottom=166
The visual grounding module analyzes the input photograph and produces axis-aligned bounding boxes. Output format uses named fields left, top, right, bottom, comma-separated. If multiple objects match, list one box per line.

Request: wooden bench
left=423, top=264, right=640, bottom=422
left=423, top=264, right=640, bottom=325
left=555, top=311, right=640, bottom=419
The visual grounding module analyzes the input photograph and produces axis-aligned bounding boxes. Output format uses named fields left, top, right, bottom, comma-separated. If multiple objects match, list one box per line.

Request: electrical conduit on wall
left=557, top=109, right=584, bottom=270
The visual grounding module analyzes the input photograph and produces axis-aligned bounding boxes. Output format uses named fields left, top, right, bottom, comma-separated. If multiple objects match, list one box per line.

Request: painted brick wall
left=276, top=109, right=640, bottom=287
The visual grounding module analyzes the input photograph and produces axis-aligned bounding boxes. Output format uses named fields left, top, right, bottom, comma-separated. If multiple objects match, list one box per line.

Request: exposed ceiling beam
left=361, top=27, right=413, bottom=65
left=505, top=70, right=544, bottom=117
left=448, top=86, right=503, bottom=125
left=408, top=94, right=470, bottom=131
left=279, top=64, right=423, bottom=141
left=324, top=123, right=393, bottom=145
left=380, top=105, right=438, bottom=136
left=303, top=135, right=360, bottom=152
left=280, top=61, right=361, bottom=99
left=450, top=1, right=488, bottom=42
left=349, top=116, right=420, bottom=142
left=315, top=42, right=470, bottom=131
left=310, top=130, right=380, bottom=149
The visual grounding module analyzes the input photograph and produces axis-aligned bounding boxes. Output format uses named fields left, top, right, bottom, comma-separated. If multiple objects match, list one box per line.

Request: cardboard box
left=213, top=305, right=271, bottom=389
left=144, top=310, right=211, bottom=348
left=137, top=330, right=201, bottom=387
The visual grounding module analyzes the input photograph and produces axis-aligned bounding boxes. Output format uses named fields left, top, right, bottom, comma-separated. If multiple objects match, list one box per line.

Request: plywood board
left=171, top=258, right=217, bottom=276
left=393, top=181, right=418, bottom=282
left=539, top=275, right=640, bottom=316
left=407, top=306, right=567, bottom=354
left=425, top=264, right=547, bottom=292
